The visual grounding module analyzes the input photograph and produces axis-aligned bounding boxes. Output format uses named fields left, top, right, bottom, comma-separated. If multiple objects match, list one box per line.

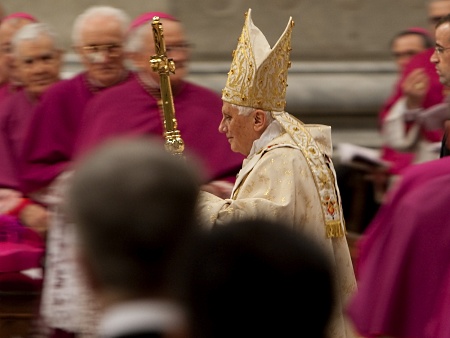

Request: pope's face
left=431, top=22, right=450, bottom=86
left=219, top=102, right=258, bottom=156
left=14, top=35, right=62, bottom=98
left=77, top=16, right=126, bottom=87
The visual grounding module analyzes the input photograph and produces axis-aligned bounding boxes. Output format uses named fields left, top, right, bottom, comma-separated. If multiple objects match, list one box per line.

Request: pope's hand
left=201, top=180, right=234, bottom=199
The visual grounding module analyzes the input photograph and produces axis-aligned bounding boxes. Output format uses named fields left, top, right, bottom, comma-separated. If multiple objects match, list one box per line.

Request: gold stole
left=272, top=112, right=345, bottom=238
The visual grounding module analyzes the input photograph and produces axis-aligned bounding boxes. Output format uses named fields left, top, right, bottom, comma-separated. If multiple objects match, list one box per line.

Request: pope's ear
left=253, top=110, right=267, bottom=131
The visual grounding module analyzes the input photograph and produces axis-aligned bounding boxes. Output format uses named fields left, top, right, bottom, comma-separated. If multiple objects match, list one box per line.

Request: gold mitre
left=222, top=9, right=294, bottom=112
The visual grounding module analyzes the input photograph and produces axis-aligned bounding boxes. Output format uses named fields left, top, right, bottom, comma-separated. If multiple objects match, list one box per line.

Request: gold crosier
left=150, top=16, right=184, bottom=156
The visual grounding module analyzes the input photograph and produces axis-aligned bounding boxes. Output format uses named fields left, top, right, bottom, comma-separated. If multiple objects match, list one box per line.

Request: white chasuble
left=198, top=127, right=358, bottom=338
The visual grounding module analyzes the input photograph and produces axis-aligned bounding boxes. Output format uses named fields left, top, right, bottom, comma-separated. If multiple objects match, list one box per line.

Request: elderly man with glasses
left=75, top=12, right=244, bottom=198
left=20, top=6, right=132, bottom=202
left=197, top=9, right=357, bottom=338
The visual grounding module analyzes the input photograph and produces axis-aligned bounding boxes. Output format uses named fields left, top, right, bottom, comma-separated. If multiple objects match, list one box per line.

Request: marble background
left=0, top=0, right=432, bottom=146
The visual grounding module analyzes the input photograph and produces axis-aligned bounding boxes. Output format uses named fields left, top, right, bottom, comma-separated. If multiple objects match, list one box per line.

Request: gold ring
left=414, top=82, right=425, bottom=90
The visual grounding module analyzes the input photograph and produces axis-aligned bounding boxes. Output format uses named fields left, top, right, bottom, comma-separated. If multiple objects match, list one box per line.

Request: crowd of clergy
left=2, top=1, right=450, bottom=338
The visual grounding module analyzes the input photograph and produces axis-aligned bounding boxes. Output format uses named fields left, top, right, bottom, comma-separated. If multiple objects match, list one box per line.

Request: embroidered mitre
left=221, top=8, right=293, bottom=112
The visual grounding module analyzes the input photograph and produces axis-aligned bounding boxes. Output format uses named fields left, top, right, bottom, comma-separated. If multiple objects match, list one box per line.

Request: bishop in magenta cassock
left=75, top=12, right=244, bottom=193
left=37, top=10, right=241, bottom=337
left=0, top=22, right=63, bottom=292
left=0, top=21, right=63, bottom=215
left=347, top=155, right=450, bottom=338
left=32, top=7, right=134, bottom=337
left=19, top=7, right=132, bottom=199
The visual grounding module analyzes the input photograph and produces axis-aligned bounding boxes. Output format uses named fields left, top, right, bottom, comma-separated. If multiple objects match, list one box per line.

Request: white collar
left=248, top=119, right=283, bottom=158
left=98, top=299, right=186, bottom=338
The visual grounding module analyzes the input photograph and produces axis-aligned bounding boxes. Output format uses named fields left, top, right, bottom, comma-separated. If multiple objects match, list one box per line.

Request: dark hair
left=177, top=219, right=335, bottom=338
left=436, top=13, right=450, bottom=30
left=68, top=137, right=201, bottom=295
left=389, top=28, right=434, bottom=49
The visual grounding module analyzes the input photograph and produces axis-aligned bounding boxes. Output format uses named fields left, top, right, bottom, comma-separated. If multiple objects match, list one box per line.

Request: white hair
left=71, top=6, right=130, bottom=46
left=11, top=23, right=60, bottom=56
left=232, top=103, right=274, bottom=125
left=124, top=24, right=149, bottom=53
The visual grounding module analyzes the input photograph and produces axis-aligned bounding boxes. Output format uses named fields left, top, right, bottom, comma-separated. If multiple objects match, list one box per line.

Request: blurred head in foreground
left=68, top=137, right=201, bottom=304
left=177, top=218, right=335, bottom=338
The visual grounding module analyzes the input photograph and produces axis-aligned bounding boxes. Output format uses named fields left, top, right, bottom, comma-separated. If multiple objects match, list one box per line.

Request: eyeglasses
left=434, top=45, right=450, bottom=55
left=81, top=44, right=123, bottom=57
left=165, top=43, right=192, bottom=53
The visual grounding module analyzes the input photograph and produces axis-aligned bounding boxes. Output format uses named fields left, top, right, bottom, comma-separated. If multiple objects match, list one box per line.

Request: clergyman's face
left=218, top=102, right=257, bottom=156
left=136, top=19, right=191, bottom=88
left=391, top=34, right=427, bottom=72
left=431, top=22, right=450, bottom=86
left=76, top=16, right=126, bottom=87
left=14, top=35, right=62, bottom=98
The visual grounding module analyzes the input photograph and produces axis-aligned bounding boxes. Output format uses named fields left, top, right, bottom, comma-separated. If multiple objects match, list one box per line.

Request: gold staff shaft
left=150, top=16, right=184, bottom=156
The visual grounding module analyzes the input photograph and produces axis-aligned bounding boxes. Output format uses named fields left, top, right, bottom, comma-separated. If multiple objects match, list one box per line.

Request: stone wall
left=174, top=0, right=428, bottom=61
left=1, top=0, right=428, bottom=60
left=1, top=0, right=431, bottom=146
left=1, top=0, right=168, bottom=51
